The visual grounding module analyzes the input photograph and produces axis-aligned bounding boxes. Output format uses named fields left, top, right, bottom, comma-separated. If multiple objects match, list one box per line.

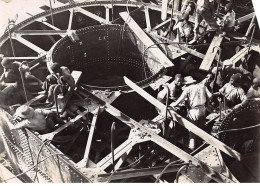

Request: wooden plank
left=119, top=12, right=174, bottom=68
left=76, top=88, right=236, bottom=183
left=77, top=108, right=99, bottom=168
left=123, top=76, right=241, bottom=161
left=199, top=33, right=223, bottom=71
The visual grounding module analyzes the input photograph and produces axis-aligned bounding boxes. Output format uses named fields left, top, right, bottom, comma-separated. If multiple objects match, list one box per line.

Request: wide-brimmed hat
left=183, top=76, right=196, bottom=85
left=15, top=105, right=34, bottom=119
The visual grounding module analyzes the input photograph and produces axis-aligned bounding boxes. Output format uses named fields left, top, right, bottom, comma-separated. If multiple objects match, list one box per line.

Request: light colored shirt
left=174, top=83, right=212, bottom=108
left=220, top=83, right=246, bottom=106
left=246, top=86, right=260, bottom=99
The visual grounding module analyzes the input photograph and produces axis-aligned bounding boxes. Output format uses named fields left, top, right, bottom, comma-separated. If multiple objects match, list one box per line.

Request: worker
left=12, top=105, right=56, bottom=133
left=0, top=58, right=43, bottom=104
left=0, top=58, right=43, bottom=86
left=214, top=73, right=246, bottom=108
left=43, top=62, right=75, bottom=105
left=246, top=77, right=260, bottom=99
left=157, top=74, right=183, bottom=104
left=190, top=0, right=219, bottom=43
left=233, top=77, right=260, bottom=109
left=170, top=76, right=212, bottom=150
left=211, top=59, right=253, bottom=91
left=172, top=13, right=193, bottom=42
left=217, top=3, right=236, bottom=32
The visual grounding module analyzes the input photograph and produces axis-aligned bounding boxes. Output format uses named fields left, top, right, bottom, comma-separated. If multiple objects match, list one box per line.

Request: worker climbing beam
left=119, top=12, right=174, bottom=68
left=123, top=76, right=241, bottom=161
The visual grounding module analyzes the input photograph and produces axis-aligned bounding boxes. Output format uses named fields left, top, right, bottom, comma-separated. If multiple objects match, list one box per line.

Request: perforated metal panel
left=50, top=24, right=165, bottom=91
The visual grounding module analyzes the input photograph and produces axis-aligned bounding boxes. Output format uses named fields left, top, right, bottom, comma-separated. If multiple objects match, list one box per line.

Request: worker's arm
left=170, top=88, right=188, bottom=107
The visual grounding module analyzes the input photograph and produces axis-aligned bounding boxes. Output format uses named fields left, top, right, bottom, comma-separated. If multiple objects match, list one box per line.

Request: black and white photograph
left=0, top=0, right=259, bottom=183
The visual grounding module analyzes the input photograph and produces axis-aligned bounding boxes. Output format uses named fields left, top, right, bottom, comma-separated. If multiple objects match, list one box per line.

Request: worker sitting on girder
left=0, top=58, right=43, bottom=104
left=213, top=73, right=246, bottom=108
left=170, top=76, right=212, bottom=150
left=43, top=62, right=75, bottom=105
left=217, top=3, right=236, bottom=33
left=190, top=0, right=220, bottom=43
left=10, top=105, right=57, bottom=133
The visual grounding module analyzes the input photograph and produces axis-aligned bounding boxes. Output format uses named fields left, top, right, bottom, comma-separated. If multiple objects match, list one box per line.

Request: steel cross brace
left=123, top=76, right=241, bottom=161
left=77, top=87, right=236, bottom=183
left=96, top=127, right=160, bottom=170
left=77, top=107, right=100, bottom=168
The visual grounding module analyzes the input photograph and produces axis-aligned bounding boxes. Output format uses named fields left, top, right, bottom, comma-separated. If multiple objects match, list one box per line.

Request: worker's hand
left=170, top=102, right=178, bottom=107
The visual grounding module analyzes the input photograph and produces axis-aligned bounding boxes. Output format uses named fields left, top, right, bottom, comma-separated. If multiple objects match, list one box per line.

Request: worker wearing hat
left=171, top=76, right=212, bottom=150
left=215, top=73, right=246, bottom=108
left=13, top=105, right=56, bottom=133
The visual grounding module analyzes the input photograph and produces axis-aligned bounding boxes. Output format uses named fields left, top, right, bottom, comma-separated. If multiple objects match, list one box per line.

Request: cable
left=33, top=140, right=52, bottom=182
left=214, top=123, right=260, bottom=136
left=155, top=162, right=189, bottom=183
left=142, top=42, right=169, bottom=79
left=3, top=152, right=64, bottom=182
left=107, top=154, right=145, bottom=183
left=176, top=164, right=189, bottom=183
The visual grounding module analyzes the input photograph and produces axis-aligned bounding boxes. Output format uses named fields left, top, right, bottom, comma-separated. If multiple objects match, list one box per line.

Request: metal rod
left=19, top=62, right=28, bottom=102
left=49, top=0, right=55, bottom=26
left=111, top=122, right=116, bottom=172
left=7, top=22, right=16, bottom=57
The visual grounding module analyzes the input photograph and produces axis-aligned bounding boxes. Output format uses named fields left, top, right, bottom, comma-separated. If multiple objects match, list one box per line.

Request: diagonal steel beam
left=77, top=87, right=236, bottom=183
left=199, top=33, right=223, bottom=71
left=68, top=9, right=74, bottom=31
left=13, top=36, right=46, bottom=55
left=75, top=7, right=108, bottom=24
left=119, top=12, right=173, bottom=68
left=98, top=164, right=183, bottom=182
left=123, top=76, right=241, bottom=161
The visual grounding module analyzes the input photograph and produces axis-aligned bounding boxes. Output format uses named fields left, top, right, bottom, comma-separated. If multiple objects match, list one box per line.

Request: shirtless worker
left=11, top=105, right=56, bottom=133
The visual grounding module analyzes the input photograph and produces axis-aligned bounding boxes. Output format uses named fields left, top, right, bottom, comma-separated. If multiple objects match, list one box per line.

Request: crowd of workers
left=161, top=0, right=237, bottom=43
